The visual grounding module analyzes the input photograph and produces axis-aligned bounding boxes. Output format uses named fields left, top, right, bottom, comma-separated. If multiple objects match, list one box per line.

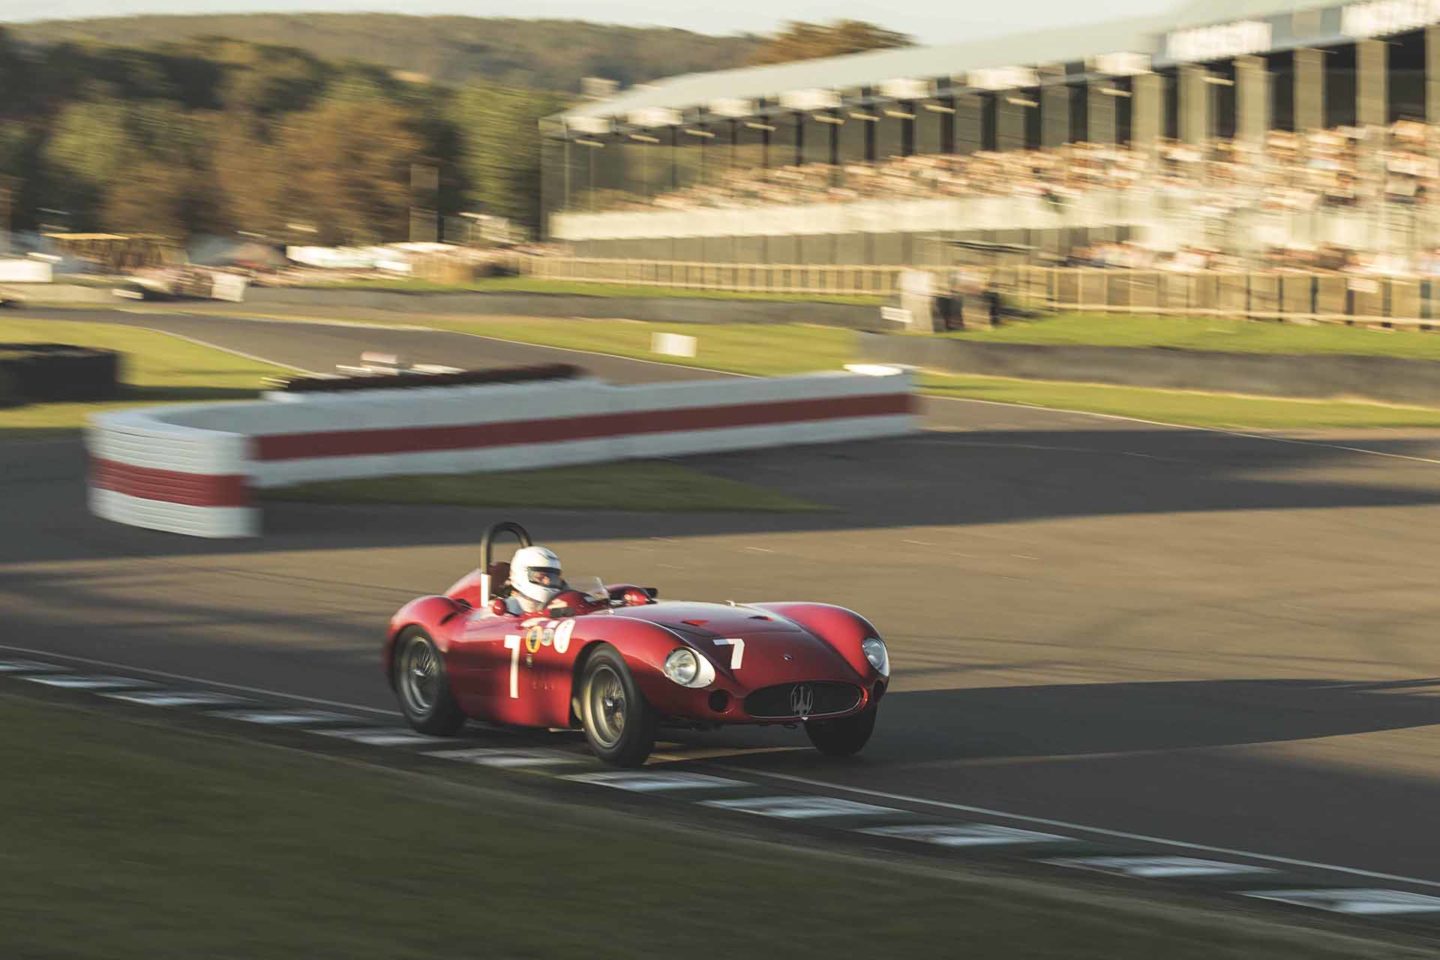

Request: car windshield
left=566, top=575, right=608, bottom=604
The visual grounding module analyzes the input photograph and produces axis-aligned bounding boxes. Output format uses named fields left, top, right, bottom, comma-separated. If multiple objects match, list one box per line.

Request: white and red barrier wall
left=87, top=369, right=917, bottom=538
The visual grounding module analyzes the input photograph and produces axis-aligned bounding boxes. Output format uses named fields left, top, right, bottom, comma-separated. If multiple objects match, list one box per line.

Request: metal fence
left=520, top=256, right=904, bottom=297
left=520, top=256, right=1440, bottom=326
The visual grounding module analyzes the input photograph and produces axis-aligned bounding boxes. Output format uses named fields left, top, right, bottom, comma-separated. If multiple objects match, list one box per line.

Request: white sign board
left=1342, top=0, right=1440, bottom=38
left=1166, top=20, right=1271, bottom=62
left=210, top=273, right=248, bottom=303
left=0, top=259, right=52, bottom=283
left=651, top=332, right=698, bottom=358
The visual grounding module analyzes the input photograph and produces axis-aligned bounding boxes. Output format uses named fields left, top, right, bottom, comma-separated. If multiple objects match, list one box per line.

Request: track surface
left=9, top=308, right=1440, bottom=895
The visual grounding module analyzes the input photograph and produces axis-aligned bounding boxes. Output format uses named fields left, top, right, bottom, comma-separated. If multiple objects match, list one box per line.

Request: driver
left=505, top=545, right=567, bottom=614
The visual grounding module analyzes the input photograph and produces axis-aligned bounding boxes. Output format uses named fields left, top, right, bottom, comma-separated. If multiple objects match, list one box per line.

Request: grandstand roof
left=559, top=0, right=1342, bottom=126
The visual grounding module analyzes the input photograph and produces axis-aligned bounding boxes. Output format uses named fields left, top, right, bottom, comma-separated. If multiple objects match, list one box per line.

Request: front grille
left=744, top=682, right=861, bottom=719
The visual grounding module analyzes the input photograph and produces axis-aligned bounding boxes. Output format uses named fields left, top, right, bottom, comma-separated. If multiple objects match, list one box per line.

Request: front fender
left=748, top=602, right=883, bottom=683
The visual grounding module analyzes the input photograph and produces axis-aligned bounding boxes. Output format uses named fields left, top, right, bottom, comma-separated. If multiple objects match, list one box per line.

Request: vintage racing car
left=385, top=522, right=890, bottom=766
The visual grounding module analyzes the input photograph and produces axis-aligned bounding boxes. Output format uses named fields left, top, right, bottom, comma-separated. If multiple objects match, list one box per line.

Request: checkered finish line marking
left=7, top=651, right=1440, bottom=930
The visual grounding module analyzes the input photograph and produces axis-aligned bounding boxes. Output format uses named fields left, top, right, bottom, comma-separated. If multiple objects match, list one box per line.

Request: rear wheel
left=805, top=701, right=878, bottom=757
left=393, top=628, right=466, bottom=736
left=579, top=646, right=657, bottom=767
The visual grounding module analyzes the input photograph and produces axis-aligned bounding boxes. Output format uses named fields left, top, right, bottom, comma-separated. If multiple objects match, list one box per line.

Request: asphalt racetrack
left=9, top=308, right=1440, bottom=896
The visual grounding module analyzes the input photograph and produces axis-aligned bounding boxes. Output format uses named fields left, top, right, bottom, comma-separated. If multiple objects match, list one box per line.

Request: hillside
left=10, top=14, right=759, bottom=91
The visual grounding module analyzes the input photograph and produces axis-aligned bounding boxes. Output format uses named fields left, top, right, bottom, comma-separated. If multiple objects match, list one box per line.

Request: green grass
left=420, top=315, right=859, bottom=378
left=0, top=317, right=292, bottom=436
left=82, top=303, right=1440, bottom=431
left=921, top=372, right=1440, bottom=429
left=0, top=692, right=1415, bottom=960
left=265, top=461, right=824, bottom=512
left=312, top=275, right=884, bottom=306
left=952, top=312, right=1440, bottom=360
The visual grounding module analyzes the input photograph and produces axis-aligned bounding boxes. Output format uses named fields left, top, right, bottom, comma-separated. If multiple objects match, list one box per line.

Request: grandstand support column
left=1357, top=37, right=1388, bottom=128
left=953, top=91, right=982, bottom=154
left=876, top=107, right=904, bottom=161
left=1087, top=80, right=1117, bottom=144
left=1040, top=66, right=1069, bottom=148
left=1235, top=55, right=1269, bottom=145
left=1131, top=72, right=1162, bottom=151
left=996, top=92, right=1026, bottom=152
left=1429, top=24, right=1440, bottom=124
left=1178, top=63, right=1212, bottom=145
left=917, top=103, right=943, bottom=155
left=1294, top=48, right=1325, bottom=133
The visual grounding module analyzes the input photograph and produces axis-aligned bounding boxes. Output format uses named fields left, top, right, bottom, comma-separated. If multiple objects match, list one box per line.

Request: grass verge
left=58, top=304, right=1440, bottom=430
left=0, top=692, right=1418, bottom=960
left=950, top=312, right=1440, bottom=360
left=0, top=316, right=292, bottom=437
left=919, top=372, right=1440, bottom=430
left=263, top=461, right=825, bottom=512
left=310, top=275, right=884, bottom=306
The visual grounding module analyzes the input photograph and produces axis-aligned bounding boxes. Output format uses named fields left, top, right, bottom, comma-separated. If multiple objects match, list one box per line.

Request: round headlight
left=664, top=648, right=699, bottom=686
left=862, top=637, right=890, bottom=677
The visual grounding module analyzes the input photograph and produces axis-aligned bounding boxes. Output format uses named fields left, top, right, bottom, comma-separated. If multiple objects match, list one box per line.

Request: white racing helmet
left=510, top=545, right=565, bottom=607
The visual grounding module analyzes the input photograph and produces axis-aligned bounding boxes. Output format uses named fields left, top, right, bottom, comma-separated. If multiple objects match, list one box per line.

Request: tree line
left=0, top=19, right=909, bottom=247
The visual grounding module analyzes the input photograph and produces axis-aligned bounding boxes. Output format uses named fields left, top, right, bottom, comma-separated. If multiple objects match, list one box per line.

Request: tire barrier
left=0, top=344, right=120, bottom=406
left=277, top=362, right=582, bottom=394
left=87, top=368, right=917, bottom=538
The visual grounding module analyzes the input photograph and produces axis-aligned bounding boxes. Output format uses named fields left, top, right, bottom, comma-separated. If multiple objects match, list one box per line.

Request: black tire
left=578, top=645, right=657, bottom=767
left=805, top=702, right=878, bottom=757
left=393, top=628, right=466, bottom=736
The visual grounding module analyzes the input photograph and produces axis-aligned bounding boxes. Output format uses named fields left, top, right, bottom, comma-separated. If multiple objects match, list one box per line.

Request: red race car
left=385, top=522, right=890, bottom=766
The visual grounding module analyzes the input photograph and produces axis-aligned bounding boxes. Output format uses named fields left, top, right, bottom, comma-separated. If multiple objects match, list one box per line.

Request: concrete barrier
left=87, top=369, right=917, bottom=537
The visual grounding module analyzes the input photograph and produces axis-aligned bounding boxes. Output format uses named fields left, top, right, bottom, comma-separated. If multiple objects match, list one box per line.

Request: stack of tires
left=0, top=344, right=121, bottom=406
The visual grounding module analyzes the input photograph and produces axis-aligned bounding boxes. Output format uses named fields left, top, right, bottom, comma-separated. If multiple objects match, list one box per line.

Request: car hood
left=609, top=601, right=860, bottom=685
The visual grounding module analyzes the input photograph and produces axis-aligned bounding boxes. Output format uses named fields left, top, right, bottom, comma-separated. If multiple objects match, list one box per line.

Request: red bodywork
left=384, top=568, right=887, bottom=730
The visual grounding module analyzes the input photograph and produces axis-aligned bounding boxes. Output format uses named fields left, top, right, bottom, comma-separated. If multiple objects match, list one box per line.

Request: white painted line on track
left=0, top=659, right=68, bottom=673
left=0, top=644, right=398, bottom=718
left=121, top=324, right=319, bottom=375
left=930, top=393, right=1440, bottom=467
left=721, top=767, right=1440, bottom=891
left=103, top=690, right=252, bottom=708
left=315, top=726, right=455, bottom=747
left=214, top=709, right=362, bottom=726
left=1245, top=889, right=1440, bottom=916
left=701, top=796, right=903, bottom=820
left=103, top=308, right=1440, bottom=469
left=565, top=771, right=744, bottom=792
left=859, top=823, right=1074, bottom=848
left=1044, top=856, right=1276, bottom=879
left=23, top=674, right=153, bottom=690
left=427, top=748, right=583, bottom=768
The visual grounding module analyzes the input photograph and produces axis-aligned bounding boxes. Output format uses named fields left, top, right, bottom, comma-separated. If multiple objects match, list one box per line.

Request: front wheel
left=806, top=701, right=877, bottom=757
left=393, top=628, right=466, bottom=736
left=579, top=646, right=657, bottom=767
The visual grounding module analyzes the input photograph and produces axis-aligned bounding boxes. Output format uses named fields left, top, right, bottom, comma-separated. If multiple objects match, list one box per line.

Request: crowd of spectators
left=571, top=120, right=1440, bottom=274
left=604, top=120, right=1440, bottom=215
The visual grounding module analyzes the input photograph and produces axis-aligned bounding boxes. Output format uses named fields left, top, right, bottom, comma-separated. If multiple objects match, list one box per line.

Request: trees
left=450, top=83, right=566, bottom=232
left=274, top=95, right=422, bottom=245
left=747, top=20, right=911, bottom=66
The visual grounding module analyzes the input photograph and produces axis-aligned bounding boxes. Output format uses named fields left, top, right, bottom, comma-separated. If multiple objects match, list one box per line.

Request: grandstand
left=540, top=0, right=1440, bottom=273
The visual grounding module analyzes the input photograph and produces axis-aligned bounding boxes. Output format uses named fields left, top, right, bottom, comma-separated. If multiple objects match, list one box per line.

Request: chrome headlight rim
left=862, top=637, right=890, bottom=677
left=663, top=647, right=715, bottom=688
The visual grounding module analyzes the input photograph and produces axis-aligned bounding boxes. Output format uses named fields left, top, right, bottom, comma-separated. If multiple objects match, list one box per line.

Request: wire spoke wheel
left=399, top=636, right=440, bottom=716
left=586, top=664, right=627, bottom=749
left=578, top=646, right=656, bottom=766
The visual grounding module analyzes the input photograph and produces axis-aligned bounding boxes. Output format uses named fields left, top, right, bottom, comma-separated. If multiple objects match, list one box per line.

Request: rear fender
left=384, top=595, right=468, bottom=682
left=748, top=602, right=881, bottom=682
